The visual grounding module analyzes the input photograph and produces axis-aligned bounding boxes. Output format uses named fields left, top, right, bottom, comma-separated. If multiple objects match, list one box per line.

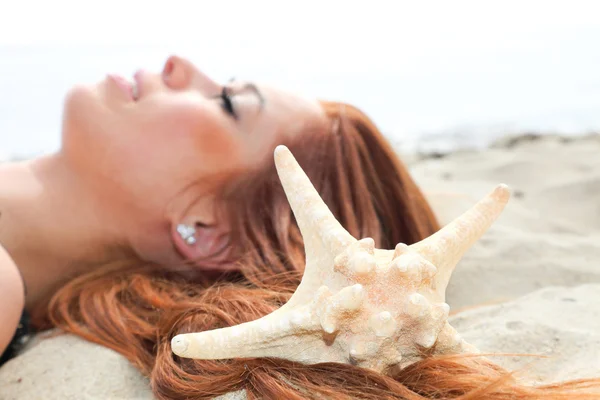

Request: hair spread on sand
left=36, top=102, right=600, bottom=399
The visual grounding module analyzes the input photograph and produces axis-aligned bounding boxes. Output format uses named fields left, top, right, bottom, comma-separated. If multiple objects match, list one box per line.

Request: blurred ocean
left=1, top=1, right=599, bottom=159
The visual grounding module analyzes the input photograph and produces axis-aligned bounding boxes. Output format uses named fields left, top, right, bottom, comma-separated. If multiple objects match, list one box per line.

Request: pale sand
left=1, top=134, right=599, bottom=399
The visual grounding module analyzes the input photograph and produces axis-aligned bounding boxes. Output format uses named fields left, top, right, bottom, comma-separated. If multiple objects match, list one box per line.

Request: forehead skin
left=228, top=83, right=328, bottom=164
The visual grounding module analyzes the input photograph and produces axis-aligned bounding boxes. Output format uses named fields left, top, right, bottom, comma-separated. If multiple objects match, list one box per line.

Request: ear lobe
left=172, top=222, right=230, bottom=262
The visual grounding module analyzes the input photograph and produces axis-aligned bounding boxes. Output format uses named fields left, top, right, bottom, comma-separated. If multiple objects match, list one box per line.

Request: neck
left=0, top=154, right=127, bottom=312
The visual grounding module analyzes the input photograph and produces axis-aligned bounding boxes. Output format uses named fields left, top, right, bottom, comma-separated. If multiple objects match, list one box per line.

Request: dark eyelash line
left=219, top=87, right=238, bottom=120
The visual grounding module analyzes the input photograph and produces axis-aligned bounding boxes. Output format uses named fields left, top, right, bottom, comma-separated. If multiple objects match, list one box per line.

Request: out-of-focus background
left=1, top=0, right=599, bottom=159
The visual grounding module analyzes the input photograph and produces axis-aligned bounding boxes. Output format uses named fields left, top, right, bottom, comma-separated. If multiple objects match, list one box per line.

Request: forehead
left=259, top=85, right=323, bottom=116
left=238, top=83, right=327, bottom=139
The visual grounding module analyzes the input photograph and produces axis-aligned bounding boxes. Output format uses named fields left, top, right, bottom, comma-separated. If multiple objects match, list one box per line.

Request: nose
left=162, top=55, right=221, bottom=95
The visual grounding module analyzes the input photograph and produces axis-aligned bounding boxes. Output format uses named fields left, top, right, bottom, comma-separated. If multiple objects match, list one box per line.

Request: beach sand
left=1, top=134, right=599, bottom=399
left=408, top=134, right=600, bottom=384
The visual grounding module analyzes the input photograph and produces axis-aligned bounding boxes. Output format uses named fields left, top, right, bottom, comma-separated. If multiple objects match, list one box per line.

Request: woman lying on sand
left=0, top=55, right=598, bottom=399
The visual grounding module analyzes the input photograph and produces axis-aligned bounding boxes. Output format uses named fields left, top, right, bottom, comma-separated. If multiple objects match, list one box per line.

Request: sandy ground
left=1, top=134, right=599, bottom=399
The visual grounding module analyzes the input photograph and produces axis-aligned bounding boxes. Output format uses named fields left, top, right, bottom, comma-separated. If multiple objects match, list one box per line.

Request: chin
left=60, top=83, right=110, bottom=161
left=64, top=83, right=101, bottom=116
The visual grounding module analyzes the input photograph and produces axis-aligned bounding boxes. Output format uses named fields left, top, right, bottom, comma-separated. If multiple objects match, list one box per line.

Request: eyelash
left=219, top=87, right=238, bottom=120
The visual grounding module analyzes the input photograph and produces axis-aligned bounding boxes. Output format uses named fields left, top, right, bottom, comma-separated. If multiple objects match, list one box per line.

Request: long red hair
left=37, top=102, right=599, bottom=399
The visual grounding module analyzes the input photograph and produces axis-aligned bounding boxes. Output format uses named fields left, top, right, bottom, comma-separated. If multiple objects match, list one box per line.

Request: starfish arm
left=410, top=184, right=510, bottom=300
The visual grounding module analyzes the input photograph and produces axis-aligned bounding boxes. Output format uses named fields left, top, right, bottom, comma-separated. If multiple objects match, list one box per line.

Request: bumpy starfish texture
left=171, top=145, right=510, bottom=372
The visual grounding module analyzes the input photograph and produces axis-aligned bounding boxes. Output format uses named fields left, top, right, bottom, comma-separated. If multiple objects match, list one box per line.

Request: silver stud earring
left=176, top=223, right=197, bottom=245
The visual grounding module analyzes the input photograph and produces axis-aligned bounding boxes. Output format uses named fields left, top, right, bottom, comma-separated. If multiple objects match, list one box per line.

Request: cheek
left=151, top=105, right=240, bottom=162
left=61, top=93, right=247, bottom=206
left=121, top=103, right=244, bottom=181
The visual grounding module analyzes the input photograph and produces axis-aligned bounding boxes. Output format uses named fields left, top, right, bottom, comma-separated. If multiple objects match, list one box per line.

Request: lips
left=108, top=74, right=136, bottom=101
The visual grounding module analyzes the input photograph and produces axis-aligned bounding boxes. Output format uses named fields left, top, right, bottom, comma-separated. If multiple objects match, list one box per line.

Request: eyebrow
left=228, top=78, right=265, bottom=109
left=238, top=82, right=265, bottom=109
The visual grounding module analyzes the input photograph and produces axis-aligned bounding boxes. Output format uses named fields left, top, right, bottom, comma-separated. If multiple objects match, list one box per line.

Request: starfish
left=171, top=145, right=510, bottom=372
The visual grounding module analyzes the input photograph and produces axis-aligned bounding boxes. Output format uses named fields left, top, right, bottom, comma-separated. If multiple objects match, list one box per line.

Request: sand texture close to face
left=1, top=134, right=598, bottom=399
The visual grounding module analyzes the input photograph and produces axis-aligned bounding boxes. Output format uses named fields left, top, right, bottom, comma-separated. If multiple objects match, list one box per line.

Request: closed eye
left=218, top=87, right=238, bottom=120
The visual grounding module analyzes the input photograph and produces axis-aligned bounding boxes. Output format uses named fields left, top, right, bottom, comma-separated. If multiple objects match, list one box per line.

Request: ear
left=168, top=193, right=232, bottom=267
left=171, top=221, right=230, bottom=262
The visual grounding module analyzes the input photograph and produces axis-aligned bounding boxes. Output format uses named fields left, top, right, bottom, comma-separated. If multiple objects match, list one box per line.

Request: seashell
left=171, top=145, right=510, bottom=372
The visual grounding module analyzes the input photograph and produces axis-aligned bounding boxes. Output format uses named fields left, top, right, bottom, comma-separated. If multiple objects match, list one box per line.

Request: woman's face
left=61, top=55, right=326, bottom=216
left=59, top=55, right=327, bottom=266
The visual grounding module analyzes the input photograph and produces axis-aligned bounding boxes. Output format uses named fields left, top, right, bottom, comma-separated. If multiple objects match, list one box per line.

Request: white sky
left=1, top=1, right=598, bottom=46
